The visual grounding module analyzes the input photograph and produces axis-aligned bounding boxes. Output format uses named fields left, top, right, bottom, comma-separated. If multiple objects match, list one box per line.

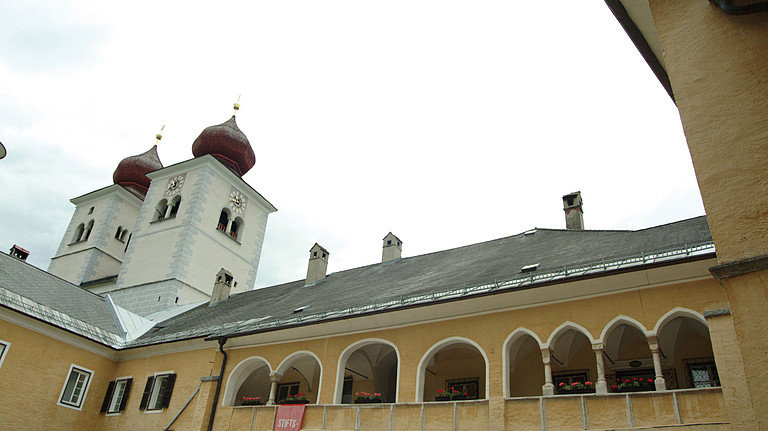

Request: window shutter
left=159, top=374, right=177, bottom=409
left=118, top=378, right=133, bottom=412
left=139, top=376, right=154, bottom=410
left=100, top=381, right=116, bottom=413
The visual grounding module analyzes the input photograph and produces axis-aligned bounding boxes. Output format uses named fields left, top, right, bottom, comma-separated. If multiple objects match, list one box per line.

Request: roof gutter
left=603, top=0, right=675, bottom=102
left=709, top=0, right=768, bottom=14
left=207, top=337, right=228, bottom=431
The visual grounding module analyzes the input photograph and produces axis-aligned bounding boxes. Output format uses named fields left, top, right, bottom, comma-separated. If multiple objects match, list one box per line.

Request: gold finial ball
left=233, top=103, right=240, bottom=111
left=156, top=133, right=163, bottom=141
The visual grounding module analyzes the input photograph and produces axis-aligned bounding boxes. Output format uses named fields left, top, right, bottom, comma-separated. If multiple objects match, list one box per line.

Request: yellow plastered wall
left=0, top=319, right=117, bottom=431
left=649, top=0, right=768, bottom=264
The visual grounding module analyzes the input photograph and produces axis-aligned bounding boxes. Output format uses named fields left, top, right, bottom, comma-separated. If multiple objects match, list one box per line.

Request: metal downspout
left=207, top=337, right=228, bottom=431
left=709, top=0, right=768, bottom=14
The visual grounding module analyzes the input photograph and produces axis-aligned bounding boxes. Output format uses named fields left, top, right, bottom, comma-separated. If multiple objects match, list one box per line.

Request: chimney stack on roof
left=382, top=232, right=402, bottom=263
left=209, top=268, right=234, bottom=305
left=9, top=245, right=29, bottom=261
left=305, top=243, right=329, bottom=286
left=562, top=191, right=584, bottom=230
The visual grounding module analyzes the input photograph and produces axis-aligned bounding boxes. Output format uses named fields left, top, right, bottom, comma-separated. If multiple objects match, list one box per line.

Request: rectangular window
left=685, top=358, right=720, bottom=388
left=0, top=339, right=10, bottom=369
left=445, top=377, right=480, bottom=399
left=100, top=377, right=133, bottom=414
left=277, top=382, right=300, bottom=402
left=139, top=372, right=176, bottom=411
left=58, top=364, right=94, bottom=410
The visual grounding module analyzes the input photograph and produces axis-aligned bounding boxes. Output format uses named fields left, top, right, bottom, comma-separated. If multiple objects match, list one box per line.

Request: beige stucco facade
left=0, top=255, right=737, bottom=430
left=638, top=1, right=768, bottom=429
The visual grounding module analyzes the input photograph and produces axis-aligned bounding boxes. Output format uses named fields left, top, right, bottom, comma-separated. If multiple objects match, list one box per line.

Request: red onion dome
left=191, top=116, right=255, bottom=176
left=112, top=145, right=163, bottom=199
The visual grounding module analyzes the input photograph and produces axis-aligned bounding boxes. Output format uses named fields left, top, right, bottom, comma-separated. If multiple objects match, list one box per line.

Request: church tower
left=110, top=105, right=276, bottom=316
left=48, top=144, right=163, bottom=290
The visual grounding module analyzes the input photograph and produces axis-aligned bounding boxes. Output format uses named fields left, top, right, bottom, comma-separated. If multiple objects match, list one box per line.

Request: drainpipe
left=709, top=0, right=768, bottom=14
left=207, top=337, right=228, bottom=431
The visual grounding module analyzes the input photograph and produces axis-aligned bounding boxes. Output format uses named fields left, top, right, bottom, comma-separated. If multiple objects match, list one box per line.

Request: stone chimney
left=209, top=268, right=234, bottom=305
left=382, top=232, right=402, bottom=263
left=562, top=191, right=584, bottom=230
left=305, top=243, right=329, bottom=286
left=9, top=245, right=29, bottom=261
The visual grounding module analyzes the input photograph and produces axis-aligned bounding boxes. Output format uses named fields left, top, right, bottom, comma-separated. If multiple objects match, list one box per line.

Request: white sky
left=0, top=0, right=704, bottom=288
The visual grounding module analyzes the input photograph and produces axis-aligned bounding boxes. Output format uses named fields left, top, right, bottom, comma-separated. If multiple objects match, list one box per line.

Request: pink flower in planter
left=585, top=381, right=592, bottom=386
left=612, top=385, right=618, bottom=390
left=571, top=382, right=579, bottom=386
left=558, top=382, right=565, bottom=387
left=647, top=379, right=654, bottom=383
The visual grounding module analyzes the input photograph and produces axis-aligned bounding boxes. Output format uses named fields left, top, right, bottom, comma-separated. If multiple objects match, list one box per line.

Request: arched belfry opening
left=336, top=341, right=398, bottom=404
left=218, top=209, right=230, bottom=233
left=418, top=339, right=487, bottom=402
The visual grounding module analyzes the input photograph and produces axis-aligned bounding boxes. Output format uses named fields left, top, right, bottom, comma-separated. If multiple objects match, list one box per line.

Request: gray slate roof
left=0, top=252, right=119, bottom=334
left=132, top=216, right=713, bottom=347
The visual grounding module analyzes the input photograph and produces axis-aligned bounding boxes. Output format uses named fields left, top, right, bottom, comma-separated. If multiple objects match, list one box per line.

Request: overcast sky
left=0, top=0, right=704, bottom=288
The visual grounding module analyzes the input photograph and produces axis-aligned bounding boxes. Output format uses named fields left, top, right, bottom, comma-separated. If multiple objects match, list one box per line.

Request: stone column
left=267, top=372, right=282, bottom=405
left=541, top=348, right=554, bottom=396
left=592, top=343, right=608, bottom=394
left=646, top=336, right=666, bottom=391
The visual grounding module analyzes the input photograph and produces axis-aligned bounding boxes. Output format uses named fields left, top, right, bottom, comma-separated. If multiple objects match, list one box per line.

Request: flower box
left=612, top=378, right=655, bottom=393
left=241, top=396, right=264, bottom=406
left=354, top=398, right=383, bottom=404
left=435, top=394, right=467, bottom=401
left=279, top=399, right=309, bottom=405
left=614, top=386, right=653, bottom=393
left=556, top=388, right=596, bottom=395
left=556, top=381, right=595, bottom=395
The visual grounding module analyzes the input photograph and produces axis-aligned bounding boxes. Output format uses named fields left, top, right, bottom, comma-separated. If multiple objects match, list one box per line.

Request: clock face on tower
left=229, top=189, right=247, bottom=214
left=165, top=175, right=185, bottom=196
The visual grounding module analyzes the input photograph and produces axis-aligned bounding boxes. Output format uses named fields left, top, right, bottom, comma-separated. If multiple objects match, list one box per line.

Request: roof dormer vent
left=9, top=245, right=29, bottom=261
left=521, top=263, right=539, bottom=273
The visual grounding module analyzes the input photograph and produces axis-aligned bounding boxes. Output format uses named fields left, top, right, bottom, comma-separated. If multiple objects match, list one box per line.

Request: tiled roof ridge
left=307, top=215, right=710, bottom=280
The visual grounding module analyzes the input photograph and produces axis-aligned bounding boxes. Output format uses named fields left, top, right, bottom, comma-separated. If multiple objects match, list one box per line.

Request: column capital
left=269, top=372, right=283, bottom=382
left=540, top=348, right=551, bottom=363
left=591, top=343, right=605, bottom=351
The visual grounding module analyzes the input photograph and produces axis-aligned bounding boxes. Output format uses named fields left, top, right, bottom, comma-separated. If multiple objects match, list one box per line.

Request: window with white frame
left=58, top=364, right=94, bottom=410
left=100, top=377, right=133, bottom=414
left=0, top=339, right=10, bottom=369
left=139, top=372, right=176, bottom=411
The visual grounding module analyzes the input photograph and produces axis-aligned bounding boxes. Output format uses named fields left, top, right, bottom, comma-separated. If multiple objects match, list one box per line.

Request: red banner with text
left=274, top=405, right=306, bottom=431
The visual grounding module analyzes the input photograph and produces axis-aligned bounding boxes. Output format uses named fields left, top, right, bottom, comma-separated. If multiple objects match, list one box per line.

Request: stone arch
left=652, top=308, right=708, bottom=336
left=222, top=356, right=273, bottom=406
left=504, top=328, right=545, bottom=398
left=334, top=338, right=400, bottom=404
left=600, top=316, right=654, bottom=389
left=275, top=351, right=323, bottom=404
left=416, top=337, right=489, bottom=402
left=654, top=309, right=717, bottom=389
left=546, top=322, right=597, bottom=392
